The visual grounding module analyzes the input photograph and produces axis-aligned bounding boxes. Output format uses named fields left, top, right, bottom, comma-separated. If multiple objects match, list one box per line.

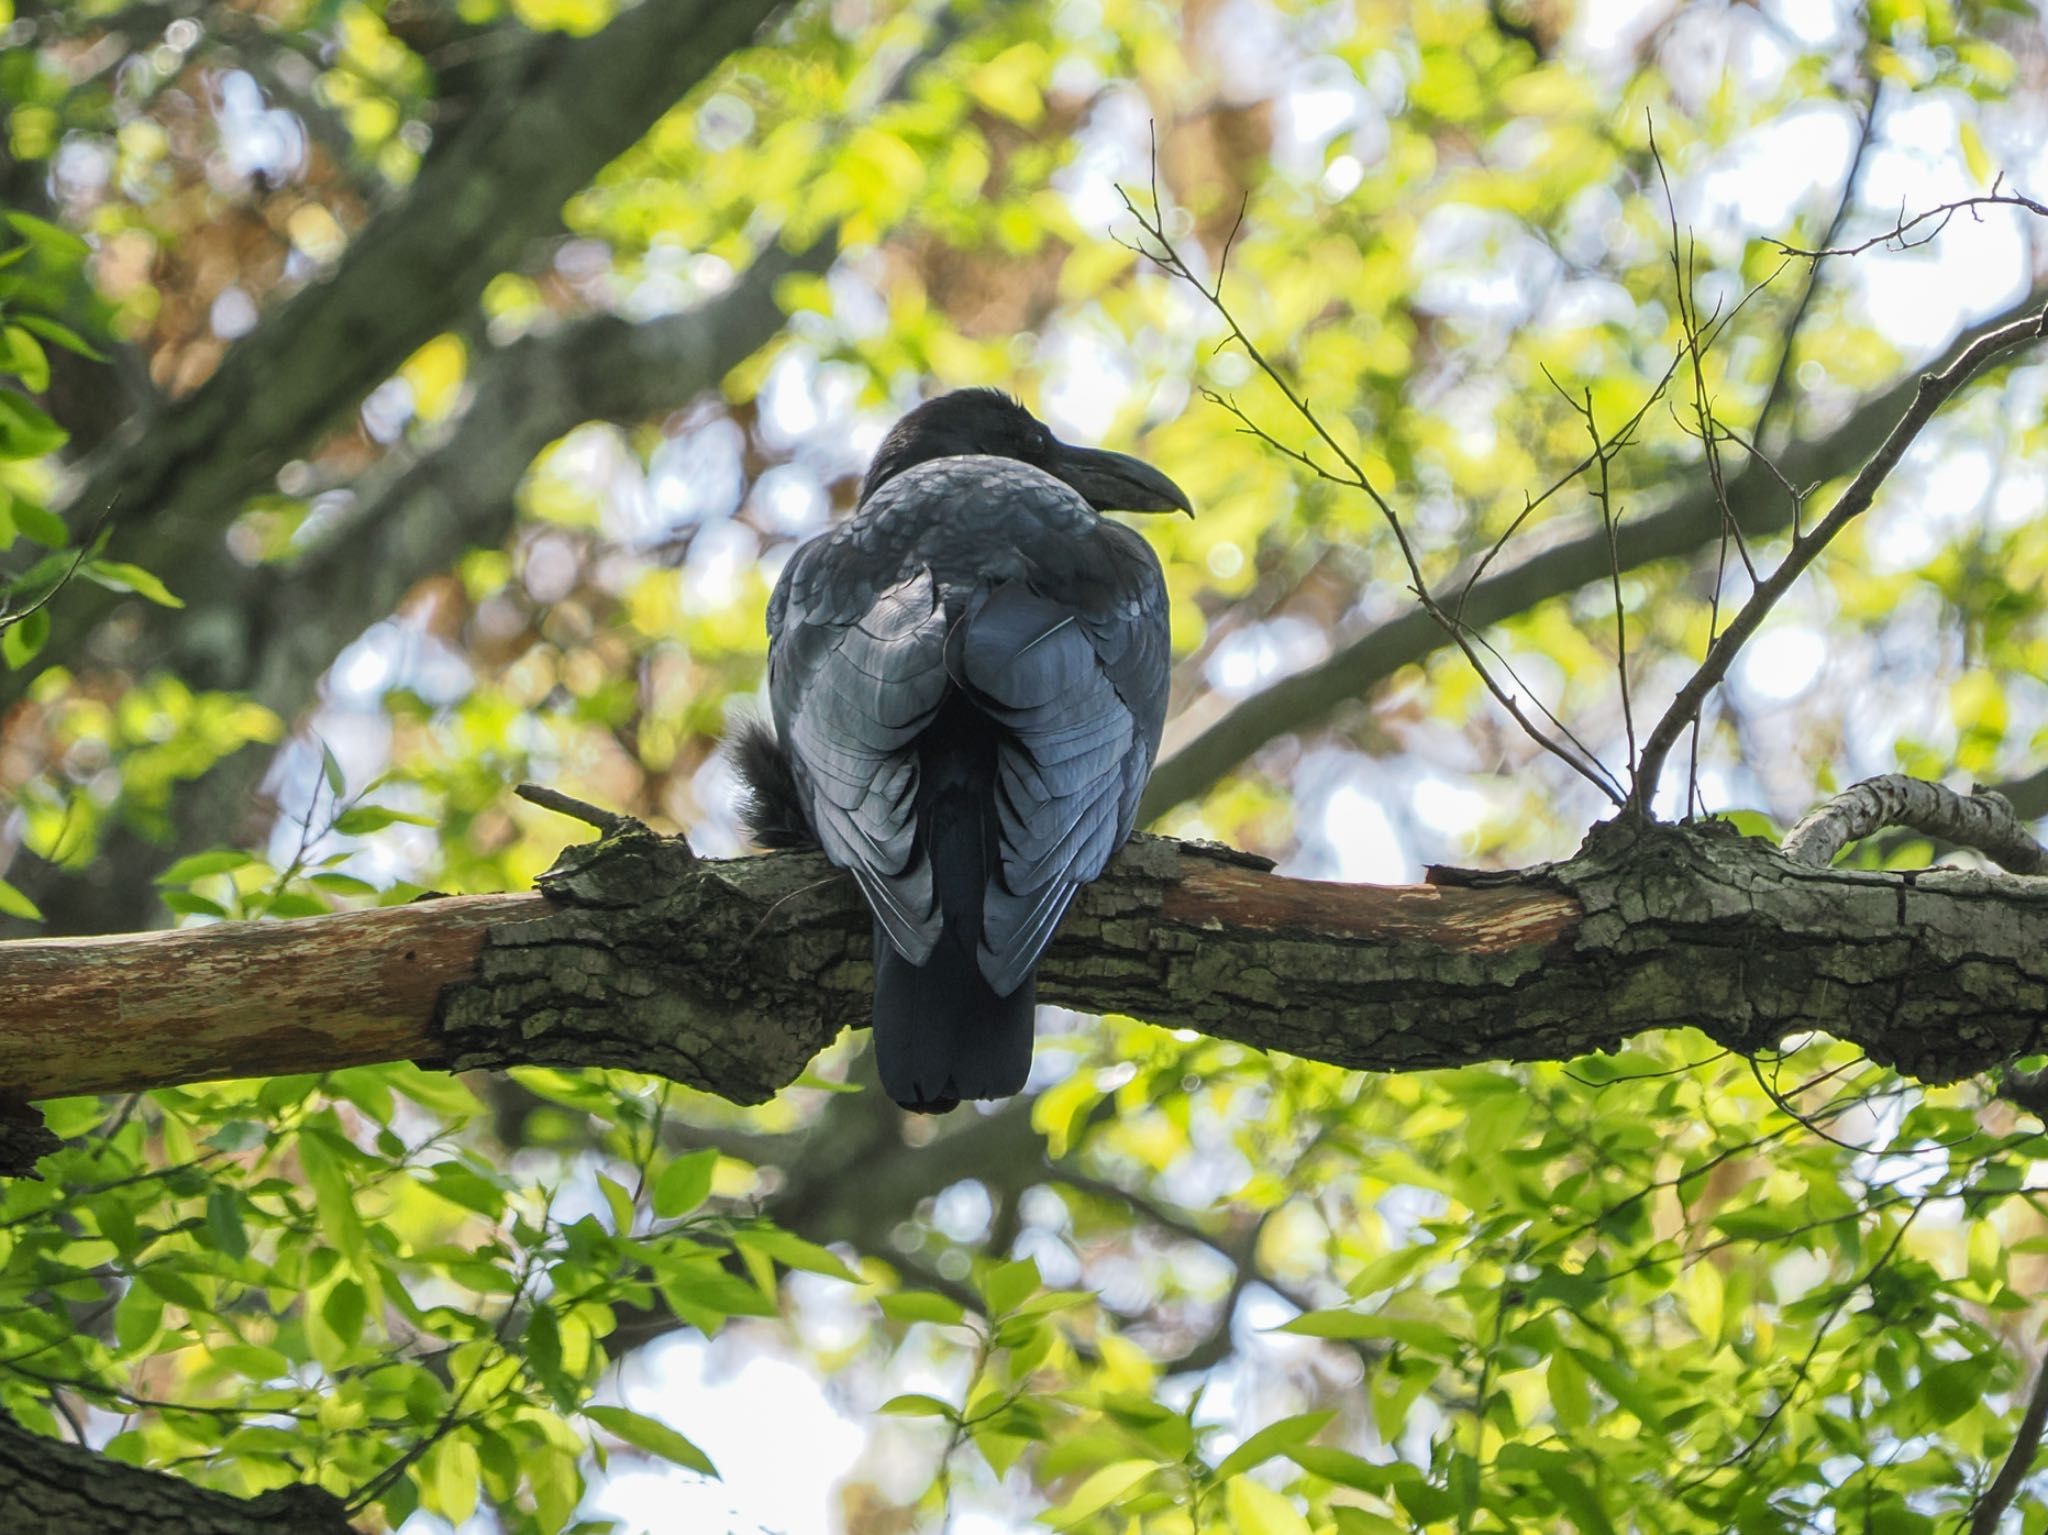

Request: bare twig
left=514, top=782, right=637, bottom=837
left=1775, top=180, right=2048, bottom=261
left=1456, top=349, right=1683, bottom=627
left=1782, top=775, right=2048, bottom=874
left=1754, top=82, right=1881, bottom=441
left=1581, top=388, right=1636, bottom=776
left=1630, top=302, right=2048, bottom=813
left=1118, top=153, right=1627, bottom=804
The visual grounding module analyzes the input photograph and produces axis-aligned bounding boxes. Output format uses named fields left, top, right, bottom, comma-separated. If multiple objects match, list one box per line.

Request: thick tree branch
left=0, top=1406, right=358, bottom=1535
left=8, top=0, right=784, bottom=702
left=3, top=821, right=2044, bottom=1125
left=206, top=237, right=830, bottom=707
left=1141, top=287, right=2048, bottom=820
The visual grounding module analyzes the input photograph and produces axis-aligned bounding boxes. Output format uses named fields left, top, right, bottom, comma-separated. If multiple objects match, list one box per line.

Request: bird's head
left=859, top=388, right=1193, bottom=516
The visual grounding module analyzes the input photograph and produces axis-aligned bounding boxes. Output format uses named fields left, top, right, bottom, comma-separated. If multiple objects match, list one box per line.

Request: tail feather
left=872, top=929, right=1035, bottom=1112
left=871, top=702, right=1036, bottom=1112
left=732, top=718, right=815, bottom=849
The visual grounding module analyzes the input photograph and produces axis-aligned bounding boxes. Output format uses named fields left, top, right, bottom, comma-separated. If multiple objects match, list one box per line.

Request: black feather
left=870, top=700, right=1034, bottom=1112
left=756, top=389, right=1182, bottom=1112
left=731, top=718, right=815, bottom=849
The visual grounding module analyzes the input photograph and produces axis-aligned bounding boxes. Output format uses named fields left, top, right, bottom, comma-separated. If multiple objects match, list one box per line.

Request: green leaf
left=10, top=499, right=66, bottom=548
left=877, top=1393, right=958, bottom=1419
left=319, top=739, right=346, bottom=797
left=205, top=1190, right=249, bottom=1261
left=0, top=389, right=66, bottom=459
left=160, top=891, right=229, bottom=919
left=1042, top=1460, right=1157, bottom=1529
left=296, top=1125, right=367, bottom=1263
left=1286, top=1445, right=1402, bottom=1492
left=84, top=560, right=182, bottom=608
left=983, top=1255, right=1039, bottom=1315
left=2, top=325, right=49, bottom=392
left=879, top=1291, right=967, bottom=1326
left=1270, top=1310, right=1463, bottom=1357
left=12, top=313, right=106, bottom=362
left=585, top=1406, right=718, bottom=1476
left=1224, top=1476, right=1313, bottom=1535
left=323, top=1278, right=367, bottom=1348
left=731, top=1225, right=859, bottom=1282
left=0, top=876, right=42, bottom=921
left=526, top=1305, right=574, bottom=1406
left=6, top=211, right=91, bottom=263
left=1533, top=1458, right=1616, bottom=1535
left=1212, top=1409, right=1337, bottom=1480
left=651, top=1148, right=717, bottom=1219
left=157, top=850, right=254, bottom=885
left=333, top=804, right=436, bottom=835
left=1918, top=1357, right=1983, bottom=1425
left=2, top=607, right=48, bottom=667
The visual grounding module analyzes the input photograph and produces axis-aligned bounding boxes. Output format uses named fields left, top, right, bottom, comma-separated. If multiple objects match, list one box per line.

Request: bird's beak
left=1050, top=442, right=1194, bottom=517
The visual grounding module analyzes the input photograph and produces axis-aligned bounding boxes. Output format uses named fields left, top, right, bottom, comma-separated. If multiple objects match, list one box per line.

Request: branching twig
left=1774, top=179, right=2048, bottom=261
left=1118, top=148, right=1626, bottom=805
left=1754, top=82, right=1881, bottom=442
left=1629, top=302, right=2048, bottom=813
left=1782, top=774, right=2048, bottom=875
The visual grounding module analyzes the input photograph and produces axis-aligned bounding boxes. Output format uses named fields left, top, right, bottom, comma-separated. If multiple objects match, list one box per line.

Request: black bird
left=735, top=389, right=1188, bottom=1112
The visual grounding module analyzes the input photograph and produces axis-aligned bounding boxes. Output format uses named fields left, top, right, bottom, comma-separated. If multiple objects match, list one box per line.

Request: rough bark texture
left=4, top=822, right=2044, bottom=1117
left=0, top=1408, right=358, bottom=1535
left=1785, top=773, right=2048, bottom=875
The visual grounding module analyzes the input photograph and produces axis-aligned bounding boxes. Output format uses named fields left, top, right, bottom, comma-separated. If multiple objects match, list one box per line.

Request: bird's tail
left=871, top=721, right=1035, bottom=1112
left=872, top=928, right=1035, bottom=1113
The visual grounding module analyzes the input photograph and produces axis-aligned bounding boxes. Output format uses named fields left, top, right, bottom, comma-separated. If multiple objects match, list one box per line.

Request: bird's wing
left=770, top=559, right=950, bottom=965
left=958, top=530, right=1169, bottom=995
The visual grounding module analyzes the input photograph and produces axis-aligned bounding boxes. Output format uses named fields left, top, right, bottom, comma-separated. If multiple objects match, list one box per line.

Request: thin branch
left=1754, top=82, right=1881, bottom=443
left=1454, top=347, right=1683, bottom=627
left=1119, top=159, right=1626, bottom=805
left=1782, top=774, right=2048, bottom=875
left=514, top=783, right=640, bottom=839
left=1630, top=302, right=2048, bottom=813
left=1139, top=284, right=2048, bottom=821
left=1775, top=181, right=2048, bottom=260
left=1967, top=1344, right=2048, bottom=1535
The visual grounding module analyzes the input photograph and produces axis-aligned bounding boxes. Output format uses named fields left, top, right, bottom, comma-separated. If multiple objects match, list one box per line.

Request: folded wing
left=958, top=560, right=1168, bottom=995
left=771, top=566, right=950, bottom=964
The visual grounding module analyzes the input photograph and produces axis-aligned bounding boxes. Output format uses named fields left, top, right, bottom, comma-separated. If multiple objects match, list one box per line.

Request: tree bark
left=4, top=821, right=2043, bottom=1116
left=0, top=1408, right=358, bottom=1535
